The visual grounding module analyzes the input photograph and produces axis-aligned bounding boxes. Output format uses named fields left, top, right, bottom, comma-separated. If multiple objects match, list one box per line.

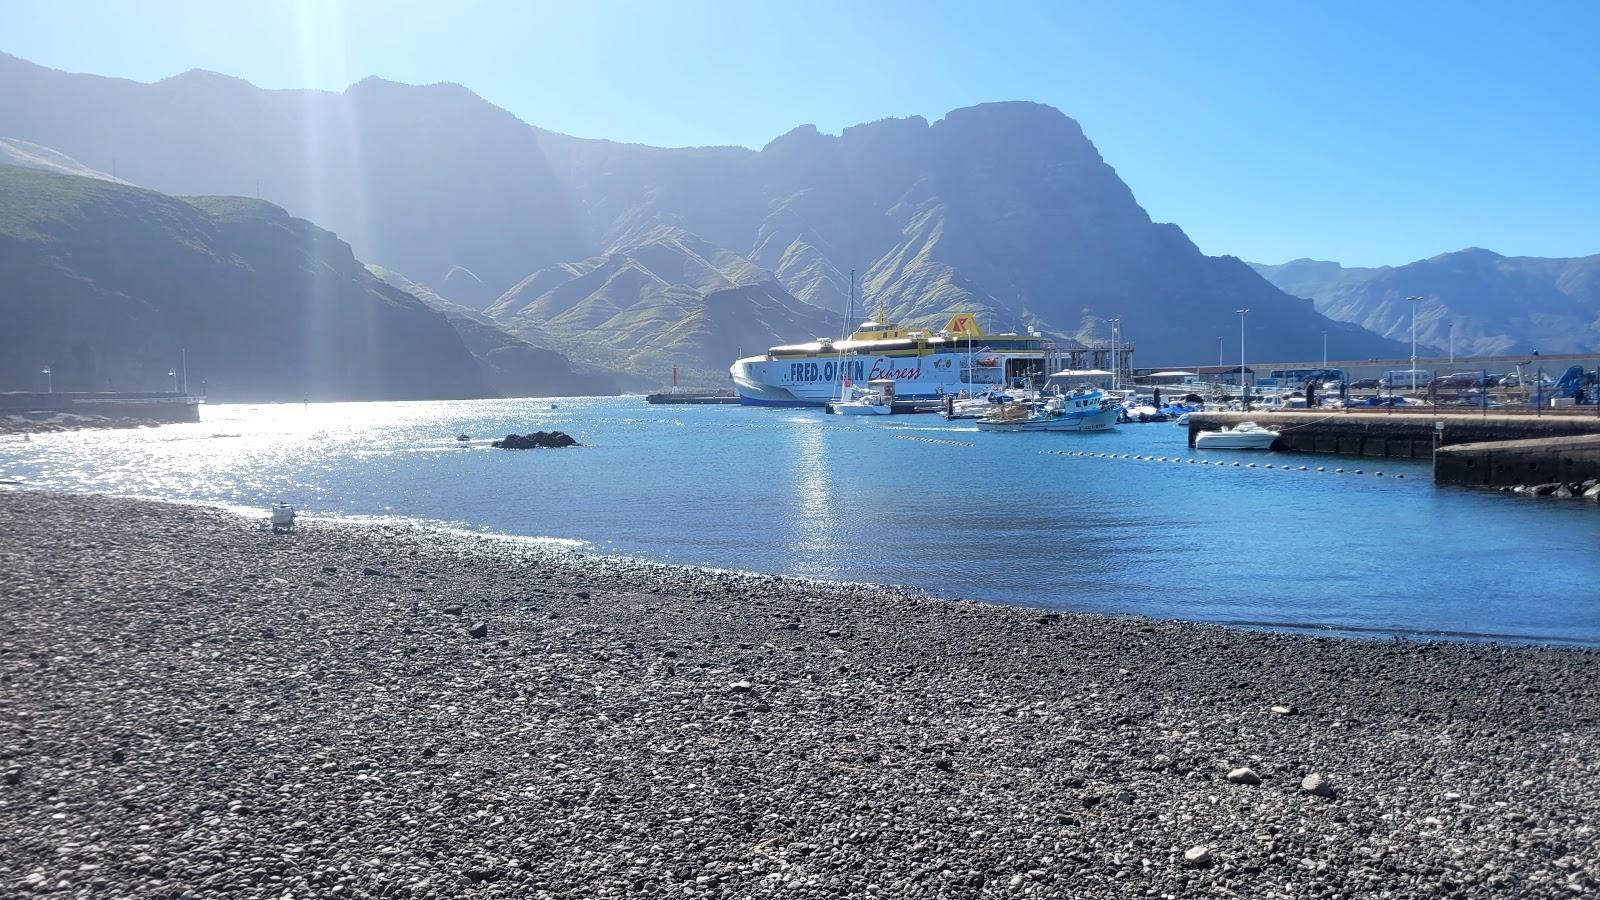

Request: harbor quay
left=1435, top=435, right=1600, bottom=489
left=1186, top=410, right=1600, bottom=460
left=0, top=391, right=201, bottom=424
left=1185, top=410, right=1600, bottom=488
left=1141, top=351, right=1600, bottom=390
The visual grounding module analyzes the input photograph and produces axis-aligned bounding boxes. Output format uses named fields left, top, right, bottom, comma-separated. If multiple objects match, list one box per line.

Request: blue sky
left=6, top=0, right=1597, bottom=267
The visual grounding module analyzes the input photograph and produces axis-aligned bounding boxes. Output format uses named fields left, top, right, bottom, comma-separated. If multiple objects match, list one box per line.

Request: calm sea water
left=4, top=396, right=1597, bottom=644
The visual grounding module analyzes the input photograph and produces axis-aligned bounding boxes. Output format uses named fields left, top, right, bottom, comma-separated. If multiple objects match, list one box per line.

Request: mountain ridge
left=1251, top=249, right=1600, bottom=356
left=0, top=52, right=1412, bottom=376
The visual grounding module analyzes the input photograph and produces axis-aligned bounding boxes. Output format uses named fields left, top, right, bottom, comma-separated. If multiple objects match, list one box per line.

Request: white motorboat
left=829, top=379, right=895, bottom=415
left=1194, top=420, right=1279, bottom=450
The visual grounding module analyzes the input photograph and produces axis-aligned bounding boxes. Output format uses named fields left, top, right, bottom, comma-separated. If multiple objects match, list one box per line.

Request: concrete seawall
left=0, top=392, right=201, bottom=424
left=1187, top=411, right=1600, bottom=460
left=1434, top=435, right=1600, bottom=488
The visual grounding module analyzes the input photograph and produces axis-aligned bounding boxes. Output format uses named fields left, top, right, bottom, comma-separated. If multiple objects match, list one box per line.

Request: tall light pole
left=168, top=369, right=178, bottom=393
left=1405, top=295, right=1423, bottom=391
left=41, top=367, right=52, bottom=393
left=1217, top=336, right=1224, bottom=370
left=1237, top=308, right=1249, bottom=409
left=1448, top=323, right=1454, bottom=364
left=1109, top=317, right=1121, bottom=391
left=1322, top=331, right=1328, bottom=369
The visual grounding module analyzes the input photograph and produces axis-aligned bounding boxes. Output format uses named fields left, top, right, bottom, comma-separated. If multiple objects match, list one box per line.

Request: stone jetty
left=1187, top=410, right=1600, bottom=460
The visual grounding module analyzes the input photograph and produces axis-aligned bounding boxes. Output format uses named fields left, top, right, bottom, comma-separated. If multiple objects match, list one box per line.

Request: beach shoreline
left=1, top=489, right=1596, bottom=898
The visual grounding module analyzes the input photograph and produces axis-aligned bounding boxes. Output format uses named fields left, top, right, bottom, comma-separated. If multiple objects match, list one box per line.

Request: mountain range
left=0, top=165, right=488, bottom=400
left=1251, top=250, right=1600, bottom=357
left=0, top=51, right=1410, bottom=385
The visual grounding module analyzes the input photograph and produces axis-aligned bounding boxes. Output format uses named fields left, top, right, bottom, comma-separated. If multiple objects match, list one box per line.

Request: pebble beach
left=1, top=489, right=1596, bottom=898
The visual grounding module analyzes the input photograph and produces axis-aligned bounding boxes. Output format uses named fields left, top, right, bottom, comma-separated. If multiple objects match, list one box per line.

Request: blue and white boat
left=975, top=390, right=1120, bottom=432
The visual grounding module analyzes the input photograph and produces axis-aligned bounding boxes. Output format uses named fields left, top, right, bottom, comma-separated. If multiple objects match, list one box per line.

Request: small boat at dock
left=828, top=379, right=895, bottom=415
left=975, top=390, right=1119, bottom=432
left=1194, top=421, right=1279, bottom=450
left=941, top=389, right=1036, bottom=420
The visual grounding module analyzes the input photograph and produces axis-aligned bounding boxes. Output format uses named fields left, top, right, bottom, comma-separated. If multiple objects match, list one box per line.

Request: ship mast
left=836, top=269, right=854, bottom=402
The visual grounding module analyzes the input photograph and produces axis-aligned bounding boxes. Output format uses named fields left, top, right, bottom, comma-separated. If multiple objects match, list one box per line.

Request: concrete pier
left=1186, top=411, right=1600, bottom=460
left=1434, top=435, right=1600, bottom=488
left=643, top=391, right=740, bottom=405
left=0, top=391, right=201, bottom=424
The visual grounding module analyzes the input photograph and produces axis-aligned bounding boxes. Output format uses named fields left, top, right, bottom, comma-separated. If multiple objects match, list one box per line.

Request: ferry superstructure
left=730, top=312, right=1059, bottom=407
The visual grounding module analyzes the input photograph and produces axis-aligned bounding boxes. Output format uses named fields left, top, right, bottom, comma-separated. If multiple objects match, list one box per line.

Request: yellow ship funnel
left=942, top=313, right=984, bottom=338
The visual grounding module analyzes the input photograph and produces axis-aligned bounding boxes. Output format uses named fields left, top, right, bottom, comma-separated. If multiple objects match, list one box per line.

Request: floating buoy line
left=894, top=434, right=975, bottom=448
left=713, top=420, right=1410, bottom=479
left=1029, top=448, right=1409, bottom=478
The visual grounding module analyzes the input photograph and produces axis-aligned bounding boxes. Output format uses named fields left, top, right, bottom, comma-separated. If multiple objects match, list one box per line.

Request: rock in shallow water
left=491, top=431, right=579, bottom=450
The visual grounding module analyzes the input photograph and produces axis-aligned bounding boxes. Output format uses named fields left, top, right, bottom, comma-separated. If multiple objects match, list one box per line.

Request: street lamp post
left=1448, top=323, right=1454, bottom=364
left=1237, top=309, right=1249, bottom=410
left=168, top=369, right=178, bottom=393
left=41, top=367, right=52, bottom=393
left=1405, top=295, right=1423, bottom=392
left=1322, top=331, right=1328, bottom=369
left=1109, top=317, right=1121, bottom=391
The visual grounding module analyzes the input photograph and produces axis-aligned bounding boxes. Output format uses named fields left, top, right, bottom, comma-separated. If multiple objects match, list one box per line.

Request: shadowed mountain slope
left=0, top=166, right=486, bottom=400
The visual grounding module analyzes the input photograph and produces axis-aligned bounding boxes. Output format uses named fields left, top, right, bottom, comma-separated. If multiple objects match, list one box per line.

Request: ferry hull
left=731, top=352, right=1013, bottom=407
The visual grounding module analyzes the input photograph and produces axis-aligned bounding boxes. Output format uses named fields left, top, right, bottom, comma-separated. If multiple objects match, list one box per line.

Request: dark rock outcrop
left=490, top=431, right=579, bottom=450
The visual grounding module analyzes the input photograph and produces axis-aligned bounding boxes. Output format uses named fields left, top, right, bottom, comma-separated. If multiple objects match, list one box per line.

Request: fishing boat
left=1194, top=421, right=1279, bottom=450
left=829, top=379, right=895, bottom=415
left=941, top=388, right=1038, bottom=420
left=975, top=390, right=1120, bottom=432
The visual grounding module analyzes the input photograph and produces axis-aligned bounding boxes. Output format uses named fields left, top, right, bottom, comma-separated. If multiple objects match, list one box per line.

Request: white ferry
left=730, top=312, right=1058, bottom=407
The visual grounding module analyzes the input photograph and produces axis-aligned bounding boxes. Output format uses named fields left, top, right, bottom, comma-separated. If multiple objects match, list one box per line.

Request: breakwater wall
left=1186, top=411, right=1600, bottom=460
left=0, top=392, right=201, bottom=423
left=1434, top=435, right=1600, bottom=488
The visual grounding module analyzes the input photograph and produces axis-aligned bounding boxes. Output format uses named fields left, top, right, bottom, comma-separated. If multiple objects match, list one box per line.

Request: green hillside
left=0, top=166, right=487, bottom=400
